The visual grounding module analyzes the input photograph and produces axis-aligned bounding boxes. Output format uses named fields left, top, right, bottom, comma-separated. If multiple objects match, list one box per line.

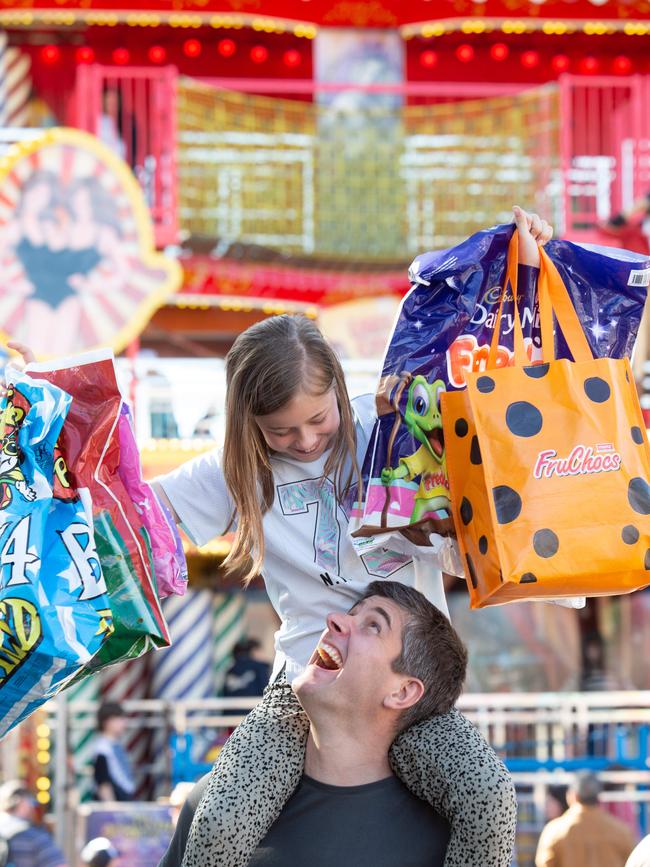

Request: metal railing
left=43, top=690, right=650, bottom=866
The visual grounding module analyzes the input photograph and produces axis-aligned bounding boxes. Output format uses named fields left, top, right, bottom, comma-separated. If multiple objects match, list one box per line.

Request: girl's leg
left=181, top=681, right=309, bottom=867
left=389, top=709, right=517, bottom=867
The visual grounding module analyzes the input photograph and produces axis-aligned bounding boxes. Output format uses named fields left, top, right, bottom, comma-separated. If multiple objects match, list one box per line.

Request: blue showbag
left=0, top=369, right=112, bottom=737
left=349, top=223, right=650, bottom=572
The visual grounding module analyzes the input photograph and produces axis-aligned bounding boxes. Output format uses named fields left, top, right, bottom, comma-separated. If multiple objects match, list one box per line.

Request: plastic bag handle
left=538, top=247, right=593, bottom=364
left=488, top=232, right=528, bottom=368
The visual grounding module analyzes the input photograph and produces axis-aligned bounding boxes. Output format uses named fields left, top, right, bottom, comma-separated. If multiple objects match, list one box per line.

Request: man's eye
left=368, top=621, right=381, bottom=633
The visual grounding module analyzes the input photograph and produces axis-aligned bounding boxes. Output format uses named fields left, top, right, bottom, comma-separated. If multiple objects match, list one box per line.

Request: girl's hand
left=6, top=341, right=36, bottom=368
left=0, top=340, right=36, bottom=397
left=512, top=205, right=553, bottom=267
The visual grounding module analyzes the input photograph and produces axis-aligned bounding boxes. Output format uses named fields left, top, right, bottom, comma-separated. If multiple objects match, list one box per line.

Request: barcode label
left=628, top=268, right=650, bottom=287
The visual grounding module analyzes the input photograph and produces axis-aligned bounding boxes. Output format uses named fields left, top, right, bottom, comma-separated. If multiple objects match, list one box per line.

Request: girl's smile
left=255, top=387, right=341, bottom=463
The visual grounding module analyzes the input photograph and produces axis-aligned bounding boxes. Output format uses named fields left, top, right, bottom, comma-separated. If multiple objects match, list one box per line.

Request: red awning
left=178, top=254, right=409, bottom=308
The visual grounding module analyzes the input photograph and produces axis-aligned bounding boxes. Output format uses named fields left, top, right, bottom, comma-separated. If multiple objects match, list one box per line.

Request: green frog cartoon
left=381, top=375, right=451, bottom=523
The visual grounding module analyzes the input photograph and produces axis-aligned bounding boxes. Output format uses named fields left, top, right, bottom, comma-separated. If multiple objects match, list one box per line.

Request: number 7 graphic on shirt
left=277, top=478, right=413, bottom=580
left=276, top=478, right=340, bottom=574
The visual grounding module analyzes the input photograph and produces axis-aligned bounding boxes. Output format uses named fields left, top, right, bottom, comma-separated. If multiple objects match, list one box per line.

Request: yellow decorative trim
left=168, top=292, right=319, bottom=318
left=0, top=8, right=318, bottom=33
left=401, top=16, right=650, bottom=38
left=0, top=127, right=182, bottom=361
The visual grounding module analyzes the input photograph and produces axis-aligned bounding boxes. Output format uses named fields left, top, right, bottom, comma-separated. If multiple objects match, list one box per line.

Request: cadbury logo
left=534, top=444, right=622, bottom=480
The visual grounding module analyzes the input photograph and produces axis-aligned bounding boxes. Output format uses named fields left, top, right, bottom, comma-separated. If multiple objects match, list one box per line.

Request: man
left=222, top=638, right=271, bottom=703
left=160, top=580, right=468, bottom=866
left=535, top=771, right=637, bottom=867
left=0, top=781, right=67, bottom=867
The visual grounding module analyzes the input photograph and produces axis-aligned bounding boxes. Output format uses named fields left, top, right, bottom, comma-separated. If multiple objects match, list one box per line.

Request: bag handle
left=488, top=231, right=529, bottom=368
left=537, top=246, right=593, bottom=363
left=488, top=231, right=594, bottom=369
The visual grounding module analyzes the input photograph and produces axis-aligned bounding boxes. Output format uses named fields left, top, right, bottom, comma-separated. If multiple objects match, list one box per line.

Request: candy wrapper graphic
left=350, top=223, right=650, bottom=572
left=117, top=403, right=187, bottom=599
left=0, top=371, right=113, bottom=737
left=26, top=350, right=170, bottom=676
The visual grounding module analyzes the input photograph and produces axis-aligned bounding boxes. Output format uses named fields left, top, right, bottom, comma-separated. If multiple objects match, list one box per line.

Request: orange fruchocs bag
left=442, top=233, right=650, bottom=608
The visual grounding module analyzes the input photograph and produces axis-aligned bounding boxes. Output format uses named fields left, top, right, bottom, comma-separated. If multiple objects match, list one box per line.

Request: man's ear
left=383, top=677, right=424, bottom=712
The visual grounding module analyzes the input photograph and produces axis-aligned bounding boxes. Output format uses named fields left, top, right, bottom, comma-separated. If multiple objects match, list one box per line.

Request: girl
left=153, top=207, right=552, bottom=867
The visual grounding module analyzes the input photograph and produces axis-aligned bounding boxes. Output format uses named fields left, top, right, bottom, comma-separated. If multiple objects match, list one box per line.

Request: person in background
left=599, top=191, right=650, bottom=255
left=0, top=781, right=67, bottom=867
left=544, top=785, right=568, bottom=821
left=79, top=838, right=119, bottom=867
left=91, top=702, right=136, bottom=802
left=535, top=771, right=636, bottom=867
left=222, top=639, right=271, bottom=702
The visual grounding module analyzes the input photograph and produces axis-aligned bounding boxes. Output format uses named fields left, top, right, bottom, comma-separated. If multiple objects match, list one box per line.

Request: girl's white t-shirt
left=158, top=394, right=447, bottom=683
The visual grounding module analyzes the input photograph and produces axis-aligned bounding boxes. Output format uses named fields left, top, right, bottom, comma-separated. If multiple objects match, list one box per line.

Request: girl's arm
left=150, top=479, right=181, bottom=526
left=153, top=448, right=233, bottom=547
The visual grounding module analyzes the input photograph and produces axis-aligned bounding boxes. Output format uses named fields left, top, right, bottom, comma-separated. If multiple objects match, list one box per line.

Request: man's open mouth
left=314, top=641, right=343, bottom=671
left=427, top=427, right=444, bottom=458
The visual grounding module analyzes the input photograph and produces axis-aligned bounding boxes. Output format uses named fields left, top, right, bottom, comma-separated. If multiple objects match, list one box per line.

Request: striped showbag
left=0, top=30, right=31, bottom=127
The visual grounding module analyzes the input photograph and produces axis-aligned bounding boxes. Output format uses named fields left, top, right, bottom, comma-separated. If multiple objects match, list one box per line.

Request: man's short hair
left=0, top=780, right=33, bottom=812
left=572, top=771, right=602, bottom=805
left=359, top=581, right=467, bottom=731
left=233, top=638, right=260, bottom=657
left=97, top=701, right=127, bottom=731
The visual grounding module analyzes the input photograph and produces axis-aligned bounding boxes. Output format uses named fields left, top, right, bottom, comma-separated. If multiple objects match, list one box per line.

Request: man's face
left=293, top=596, right=414, bottom=722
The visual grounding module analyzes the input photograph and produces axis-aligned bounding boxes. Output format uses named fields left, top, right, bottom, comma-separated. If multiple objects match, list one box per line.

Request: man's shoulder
left=14, top=824, right=51, bottom=840
left=9, top=825, right=66, bottom=866
left=3, top=822, right=56, bottom=850
left=597, top=807, right=637, bottom=840
left=0, top=813, right=28, bottom=838
left=538, top=810, right=574, bottom=842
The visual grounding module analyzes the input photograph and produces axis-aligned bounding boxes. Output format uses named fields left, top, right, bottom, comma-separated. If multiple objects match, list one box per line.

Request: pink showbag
left=117, top=404, right=188, bottom=598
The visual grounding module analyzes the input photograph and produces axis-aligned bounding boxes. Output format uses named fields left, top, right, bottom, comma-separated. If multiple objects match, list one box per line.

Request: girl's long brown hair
left=222, top=315, right=360, bottom=585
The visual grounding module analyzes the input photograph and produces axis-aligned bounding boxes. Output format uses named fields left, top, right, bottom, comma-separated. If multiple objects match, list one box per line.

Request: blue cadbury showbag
left=0, top=369, right=112, bottom=736
left=349, top=223, right=650, bottom=573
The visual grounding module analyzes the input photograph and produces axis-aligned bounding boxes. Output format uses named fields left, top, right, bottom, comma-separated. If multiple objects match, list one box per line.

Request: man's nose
left=326, top=611, right=351, bottom=634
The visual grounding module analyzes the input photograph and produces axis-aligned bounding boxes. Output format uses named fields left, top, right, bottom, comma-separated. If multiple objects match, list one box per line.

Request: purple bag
left=349, top=223, right=650, bottom=572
